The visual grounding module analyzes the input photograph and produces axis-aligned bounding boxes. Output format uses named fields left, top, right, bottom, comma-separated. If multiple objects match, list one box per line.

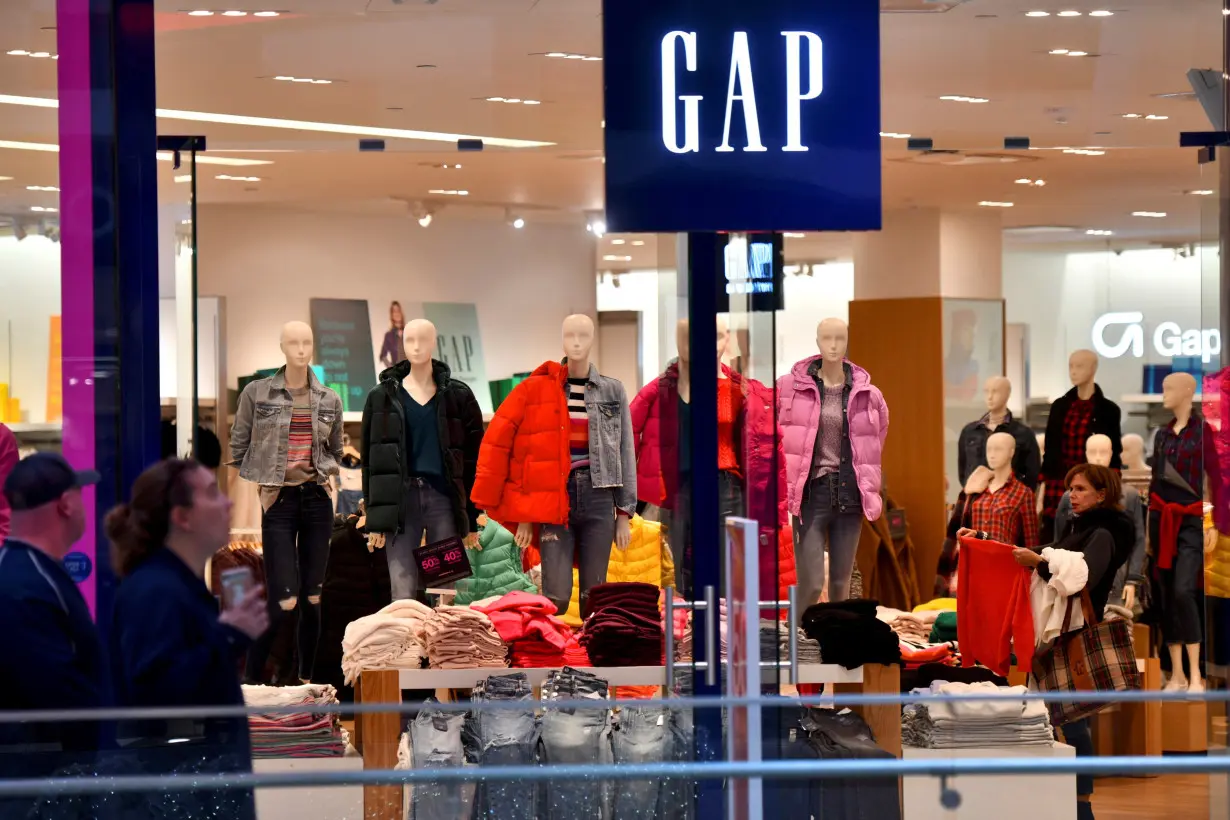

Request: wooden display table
left=354, top=662, right=902, bottom=820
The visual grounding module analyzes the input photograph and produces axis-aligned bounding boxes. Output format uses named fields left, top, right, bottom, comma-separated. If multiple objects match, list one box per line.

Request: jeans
left=470, top=673, right=539, bottom=820
left=336, top=488, right=363, bottom=517
left=539, top=668, right=611, bottom=820
left=1062, top=718, right=1094, bottom=797
left=611, top=706, right=673, bottom=820
left=248, top=481, right=333, bottom=682
left=410, top=701, right=467, bottom=820
left=388, top=478, right=461, bottom=601
left=661, top=471, right=743, bottom=600
left=795, top=475, right=864, bottom=611
left=1157, top=515, right=1204, bottom=645
left=540, top=469, right=616, bottom=616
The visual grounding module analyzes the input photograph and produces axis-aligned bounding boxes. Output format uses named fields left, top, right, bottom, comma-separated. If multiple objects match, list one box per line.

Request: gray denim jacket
left=229, top=367, right=344, bottom=486
left=574, top=363, right=638, bottom=515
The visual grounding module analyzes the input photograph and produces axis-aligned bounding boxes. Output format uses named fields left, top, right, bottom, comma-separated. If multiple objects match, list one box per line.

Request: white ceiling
left=0, top=0, right=1224, bottom=267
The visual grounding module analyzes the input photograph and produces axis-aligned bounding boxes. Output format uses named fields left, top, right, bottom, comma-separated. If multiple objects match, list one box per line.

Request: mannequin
left=1040, top=350, right=1122, bottom=541
left=230, top=320, right=344, bottom=683
left=473, top=314, right=635, bottom=616
left=1120, top=433, right=1151, bottom=498
left=952, top=432, right=1039, bottom=548
left=957, top=377, right=1042, bottom=490
left=361, top=319, right=485, bottom=601
left=1054, top=434, right=1146, bottom=610
left=1149, top=372, right=1220, bottom=692
left=778, top=317, right=889, bottom=606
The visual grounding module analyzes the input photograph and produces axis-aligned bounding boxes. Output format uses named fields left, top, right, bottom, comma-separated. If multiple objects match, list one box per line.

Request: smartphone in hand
left=219, top=566, right=254, bottom=610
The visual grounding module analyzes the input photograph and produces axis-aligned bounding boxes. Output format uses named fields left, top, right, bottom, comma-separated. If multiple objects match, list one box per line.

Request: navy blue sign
left=718, top=233, right=784, bottom=313
left=62, top=551, right=93, bottom=584
left=603, top=0, right=881, bottom=233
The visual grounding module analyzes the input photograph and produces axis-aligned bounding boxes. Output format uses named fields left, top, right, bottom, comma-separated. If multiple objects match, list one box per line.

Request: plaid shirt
left=968, top=474, right=1040, bottom=548
left=1042, top=397, right=1095, bottom=516
left=1151, top=415, right=1220, bottom=505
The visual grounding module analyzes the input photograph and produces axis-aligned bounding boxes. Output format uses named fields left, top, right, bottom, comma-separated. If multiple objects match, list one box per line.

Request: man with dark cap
left=0, top=453, right=107, bottom=817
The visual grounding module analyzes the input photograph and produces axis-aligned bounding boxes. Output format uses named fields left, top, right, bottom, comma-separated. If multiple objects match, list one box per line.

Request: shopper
left=0, top=453, right=106, bottom=819
left=962, top=462, right=1133, bottom=820
left=106, top=458, right=268, bottom=820
left=0, top=423, right=17, bottom=538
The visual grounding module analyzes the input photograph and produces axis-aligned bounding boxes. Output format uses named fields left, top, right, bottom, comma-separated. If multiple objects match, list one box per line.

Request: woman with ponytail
left=107, top=459, right=268, bottom=819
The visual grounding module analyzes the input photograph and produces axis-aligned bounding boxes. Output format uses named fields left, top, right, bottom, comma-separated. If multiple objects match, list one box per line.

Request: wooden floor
left=1095, top=775, right=1216, bottom=819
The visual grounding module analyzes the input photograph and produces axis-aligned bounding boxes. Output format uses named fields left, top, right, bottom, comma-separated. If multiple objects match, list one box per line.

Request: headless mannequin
left=1157, top=373, right=1205, bottom=693
left=514, top=316, right=632, bottom=550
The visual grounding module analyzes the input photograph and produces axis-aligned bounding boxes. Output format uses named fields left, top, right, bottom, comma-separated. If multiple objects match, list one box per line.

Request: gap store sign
left=602, top=0, right=881, bottom=234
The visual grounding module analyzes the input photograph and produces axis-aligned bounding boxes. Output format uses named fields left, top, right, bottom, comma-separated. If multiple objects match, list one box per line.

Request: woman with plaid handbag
left=961, top=462, right=1135, bottom=820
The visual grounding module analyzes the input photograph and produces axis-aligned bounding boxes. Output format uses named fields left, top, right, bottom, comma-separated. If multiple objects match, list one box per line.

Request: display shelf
left=5, top=421, right=62, bottom=434
left=252, top=756, right=363, bottom=820
left=1121, top=393, right=1210, bottom=405
left=391, top=662, right=863, bottom=690
left=902, top=744, right=1075, bottom=820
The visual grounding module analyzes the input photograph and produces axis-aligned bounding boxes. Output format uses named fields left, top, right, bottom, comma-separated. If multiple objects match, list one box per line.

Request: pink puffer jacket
left=776, top=356, right=888, bottom=521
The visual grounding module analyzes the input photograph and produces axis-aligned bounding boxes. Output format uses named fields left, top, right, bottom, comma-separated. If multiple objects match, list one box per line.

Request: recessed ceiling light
left=187, top=9, right=214, bottom=15
left=1131, top=211, right=1167, bottom=218
left=610, top=239, right=626, bottom=245
left=603, top=255, right=632, bottom=262
left=222, top=10, right=248, bottom=16
left=25, top=185, right=59, bottom=191
left=0, top=176, right=12, bottom=181
left=631, top=240, right=645, bottom=246
left=979, top=201, right=1014, bottom=207
left=1057, top=10, right=1082, bottom=16
left=539, top=52, right=602, bottom=61
left=1144, top=114, right=1168, bottom=120
left=880, top=131, right=911, bottom=139
left=1187, top=189, right=1215, bottom=196
left=0, top=137, right=273, bottom=166
left=1088, top=9, right=1113, bottom=16
left=216, top=174, right=261, bottom=181
left=0, top=92, right=556, bottom=149
left=1049, top=48, right=1069, bottom=54
left=7, top=50, right=58, bottom=59
left=1025, top=10, right=1050, bottom=16
left=1015, top=178, right=1046, bottom=186
left=940, top=95, right=990, bottom=103
left=428, top=189, right=469, bottom=196
left=30, top=206, right=57, bottom=212
left=271, top=75, right=333, bottom=84
left=1063, top=148, right=1105, bottom=155
left=783, top=232, right=806, bottom=238
left=1086, top=229, right=1114, bottom=236
left=253, top=10, right=280, bottom=16
left=1066, top=50, right=1089, bottom=57
left=1121, top=113, right=1143, bottom=118
left=483, top=96, right=544, bottom=106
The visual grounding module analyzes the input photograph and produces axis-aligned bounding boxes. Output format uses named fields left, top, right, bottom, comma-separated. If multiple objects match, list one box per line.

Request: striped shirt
left=568, top=377, right=590, bottom=469
left=285, top=385, right=316, bottom=486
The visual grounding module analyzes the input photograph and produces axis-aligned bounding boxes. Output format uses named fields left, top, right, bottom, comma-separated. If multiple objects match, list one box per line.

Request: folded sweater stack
left=801, top=599, right=902, bottom=670
left=470, top=591, right=589, bottom=668
left=422, top=605, right=508, bottom=669
left=902, top=682, right=1054, bottom=749
left=340, top=599, right=433, bottom=684
left=877, top=607, right=939, bottom=643
left=243, top=683, right=348, bottom=759
left=580, top=582, right=664, bottom=667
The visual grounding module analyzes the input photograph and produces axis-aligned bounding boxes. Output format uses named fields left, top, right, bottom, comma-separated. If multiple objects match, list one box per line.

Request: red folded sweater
left=957, top=536, right=1035, bottom=676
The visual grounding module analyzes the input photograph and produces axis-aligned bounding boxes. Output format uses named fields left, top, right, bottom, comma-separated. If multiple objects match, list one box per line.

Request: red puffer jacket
left=472, top=360, right=570, bottom=530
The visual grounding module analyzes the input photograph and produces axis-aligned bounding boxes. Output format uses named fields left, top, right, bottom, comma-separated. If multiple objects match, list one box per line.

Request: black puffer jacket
left=360, top=359, right=485, bottom=535
left=1038, top=506, right=1135, bottom=614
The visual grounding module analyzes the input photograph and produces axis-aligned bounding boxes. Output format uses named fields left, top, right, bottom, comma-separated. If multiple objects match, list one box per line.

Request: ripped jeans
left=539, top=469, right=617, bottom=617
left=611, top=706, right=674, bottom=820
left=410, top=701, right=468, bottom=820
left=468, top=673, right=539, bottom=820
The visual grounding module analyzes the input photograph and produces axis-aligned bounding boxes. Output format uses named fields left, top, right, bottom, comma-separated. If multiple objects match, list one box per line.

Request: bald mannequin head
left=403, top=319, right=438, bottom=366
left=675, top=317, right=731, bottom=368
left=986, top=431, right=1017, bottom=471
left=1069, top=349, right=1099, bottom=389
left=1086, top=433, right=1113, bottom=467
left=1122, top=433, right=1146, bottom=471
left=280, top=321, right=314, bottom=369
left=562, top=314, right=596, bottom=364
left=816, top=318, right=849, bottom=364
left=1162, top=371, right=1197, bottom=412
left=984, top=376, right=1012, bottom=415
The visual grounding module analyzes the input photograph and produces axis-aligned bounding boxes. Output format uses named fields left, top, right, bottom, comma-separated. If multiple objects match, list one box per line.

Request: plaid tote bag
left=1032, top=588, right=1141, bottom=726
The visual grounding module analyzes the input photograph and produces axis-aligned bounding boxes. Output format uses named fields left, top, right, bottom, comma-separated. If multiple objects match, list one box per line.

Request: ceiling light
left=611, top=239, right=626, bottom=245
left=1063, top=148, right=1105, bottom=155
left=1066, top=51, right=1089, bottom=57
left=30, top=206, right=57, bottom=212
left=978, top=201, right=1014, bottom=207
left=1121, top=113, right=1143, bottom=118
left=939, top=95, right=989, bottom=103
left=1187, top=189, right=1215, bottom=196
left=158, top=152, right=269, bottom=167
left=418, top=214, right=433, bottom=228
left=187, top=9, right=214, bottom=15
left=222, top=10, right=248, bottom=16
left=505, top=208, right=525, bottom=229
left=1057, top=10, right=1082, bottom=16
left=880, top=131, right=911, bottom=139
left=1025, top=10, right=1050, bottom=16
left=1086, top=229, right=1114, bottom=236
left=482, top=96, right=544, bottom=106
left=0, top=92, right=555, bottom=149
left=1015, top=178, right=1046, bottom=186
left=174, top=174, right=192, bottom=183
left=428, top=189, right=468, bottom=196
left=253, top=10, right=280, bottom=16
left=8, top=50, right=58, bottom=59
left=631, top=240, right=645, bottom=246
left=215, top=174, right=260, bottom=181
left=1144, top=114, right=1168, bottom=120
left=272, top=75, right=333, bottom=84
left=523, top=100, right=541, bottom=105
left=25, top=184, right=59, bottom=191
left=1131, top=211, right=1167, bottom=218
left=540, top=52, right=602, bottom=61
left=603, top=255, right=632, bottom=262
left=0, top=176, right=11, bottom=181
left=1049, top=49, right=1069, bottom=54
left=1089, top=9, right=1113, bottom=15
left=586, top=215, right=607, bottom=238
left=783, top=232, right=806, bottom=238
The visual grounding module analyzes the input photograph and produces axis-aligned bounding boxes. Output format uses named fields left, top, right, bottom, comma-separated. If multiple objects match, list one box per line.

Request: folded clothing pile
left=580, top=582, right=664, bottom=667
left=422, top=605, right=508, bottom=669
left=470, top=591, right=589, bottom=668
left=452, top=518, right=537, bottom=606
left=899, top=642, right=956, bottom=669
left=759, top=618, right=821, bottom=664
left=340, top=599, right=433, bottom=685
left=243, top=683, right=348, bottom=759
left=902, top=682, right=1054, bottom=749
left=929, top=611, right=958, bottom=644
left=878, top=607, right=939, bottom=643
left=801, top=599, right=902, bottom=670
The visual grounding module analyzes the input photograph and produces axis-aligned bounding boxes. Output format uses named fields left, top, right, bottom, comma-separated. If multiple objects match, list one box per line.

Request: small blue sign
left=63, top=551, right=93, bottom=584
left=603, top=0, right=881, bottom=233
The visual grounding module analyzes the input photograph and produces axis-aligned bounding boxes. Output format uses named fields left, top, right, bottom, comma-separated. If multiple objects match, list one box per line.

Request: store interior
left=1, top=0, right=1229, bottom=818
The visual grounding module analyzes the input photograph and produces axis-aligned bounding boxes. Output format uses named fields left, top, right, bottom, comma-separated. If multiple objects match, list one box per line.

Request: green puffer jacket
left=453, top=519, right=537, bottom=605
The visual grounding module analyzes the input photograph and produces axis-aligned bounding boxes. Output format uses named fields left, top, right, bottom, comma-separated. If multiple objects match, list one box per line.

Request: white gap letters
left=1092, top=311, right=1222, bottom=364
left=661, top=30, right=823, bottom=154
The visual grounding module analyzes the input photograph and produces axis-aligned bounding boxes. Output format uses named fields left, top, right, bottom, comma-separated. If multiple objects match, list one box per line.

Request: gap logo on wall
left=1092, top=311, right=1222, bottom=365
left=602, top=0, right=881, bottom=234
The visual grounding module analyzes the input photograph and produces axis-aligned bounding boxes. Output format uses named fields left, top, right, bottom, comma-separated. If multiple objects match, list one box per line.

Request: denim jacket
left=574, top=363, right=638, bottom=515
left=229, top=367, right=344, bottom=486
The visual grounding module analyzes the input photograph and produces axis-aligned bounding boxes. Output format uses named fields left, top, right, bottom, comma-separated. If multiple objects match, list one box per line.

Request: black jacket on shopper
left=1041, top=384, right=1123, bottom=479
left=361, top=358, right=485, bottom=536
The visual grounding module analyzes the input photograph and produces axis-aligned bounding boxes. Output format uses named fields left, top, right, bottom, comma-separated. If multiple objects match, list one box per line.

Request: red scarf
left=1148, top=494, right=1203, bottom=570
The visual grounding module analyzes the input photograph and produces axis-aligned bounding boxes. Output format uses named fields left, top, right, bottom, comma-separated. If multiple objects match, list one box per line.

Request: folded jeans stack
left=410, top=699, right=472, bottom=820
left=421, top=605, right=508, bottom=669
left=801, top=599, right=902, bottom=670
left=580, top=583, right=665, bottom=667
left=539, top=668, right=612, bottom=820
left=611, top=705, right=674, bottom=820
left=340, top=599, right=433, bottom=684
left=466, top=672, right=539, bottom=820
left=470, top=591, right=589, bottom=668
left=242, top=683, right=348, bottom=758
left=902, top=682, right=1055, bottom=749
left=762, top=619, right=820, bottom=664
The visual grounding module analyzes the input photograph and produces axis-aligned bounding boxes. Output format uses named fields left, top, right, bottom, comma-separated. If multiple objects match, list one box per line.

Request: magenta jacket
left=776, top=356, right=889, bottom=521
left=0, top=423, right=17, bottom=538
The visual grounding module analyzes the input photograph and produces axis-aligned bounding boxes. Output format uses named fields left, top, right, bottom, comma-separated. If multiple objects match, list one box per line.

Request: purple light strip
left=56, top=0, right=97, bottom=616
